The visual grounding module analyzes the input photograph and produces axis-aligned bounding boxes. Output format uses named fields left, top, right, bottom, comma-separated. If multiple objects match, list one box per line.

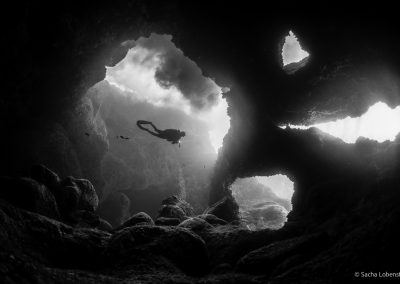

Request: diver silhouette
left=137, top=120, right=185, bottom=146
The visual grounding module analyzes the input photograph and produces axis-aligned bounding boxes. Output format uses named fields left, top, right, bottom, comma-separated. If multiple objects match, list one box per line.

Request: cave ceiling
left=5, top=1, right=400, bottom=123
left=3, top=0, right=400, bottom=183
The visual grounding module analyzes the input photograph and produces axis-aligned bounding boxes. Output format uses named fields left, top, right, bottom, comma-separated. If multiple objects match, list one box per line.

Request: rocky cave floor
left=1, top=164, right=400, bottom=284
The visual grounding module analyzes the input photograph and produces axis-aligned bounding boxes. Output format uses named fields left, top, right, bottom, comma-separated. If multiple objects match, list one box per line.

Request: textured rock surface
left=200, top=225, right=290, bottom=268
left=178, top=217, right=213, bottom=235
left=1, top=1, right=400, bottom=283
left=155, top=217, right=181, bottom=226
left=158, top=204, right=187, bottom=221
left=1, top=178, right=400, bottom=283
left=0, top=199, right=111, bottom=272
left=0, top=177, right=60, bottom=220
left=29, top=164, right=61, bottom=192
left=57, top=176, right=99, bottom=215
left=204, top=194, right=239, bottom=222
left=104, top=225, right=210, bottom=276
left=157, top=195, right=195, bottom=222
left=118, top=212, right=155, bottom=229
left=236, top=233, right=330, bottom=274
left=197, top=214, right=228, bottom=226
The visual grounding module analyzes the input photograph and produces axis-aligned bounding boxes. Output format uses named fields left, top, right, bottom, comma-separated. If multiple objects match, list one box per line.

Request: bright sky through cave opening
left=282, top=31, right=310, bottom=66
left=281, top=102, right=400, bottom=143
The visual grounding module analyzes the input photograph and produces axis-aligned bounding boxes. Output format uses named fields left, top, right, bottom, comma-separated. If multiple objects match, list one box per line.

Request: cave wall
left=2, top=1, right=400, bottom=227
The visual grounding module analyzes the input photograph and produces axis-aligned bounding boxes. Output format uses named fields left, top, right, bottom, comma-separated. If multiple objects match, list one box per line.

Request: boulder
left=104, top=225, right=210, bottom=276
left=118, top=212, right=154, bottom=229
left=178, top=217, right=213, bottom=235
left=204, top=194, right=239, bottom=222
left=56, top=185, right=80, bottom=216
left=155, top=217, right=181, bottom=226
left=73, top=178, right=99, bottom=212
left=65, top=210, right=113, bottom=231
left=0, top=199, right=111, bottom=271
left=157, top=204, right=187, bottom=221
left=29, top=164, right=61, bottom=192
left=198, top=214, right=228, bottom=226
left=0, top=177, right=60, bottom=220
left=98, top=218, right=113, bottom=232
left=96, top=192, right=130, bottom=227
left=56, top=176, right=99, bottom=216
left=68, top=210, right=101, bottom=228
left=161, top=195, right=194, bottom=216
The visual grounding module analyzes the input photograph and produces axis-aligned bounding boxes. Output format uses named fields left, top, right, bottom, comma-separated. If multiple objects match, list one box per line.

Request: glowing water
left=282, top=102, right=400, bottom=143
left=256, top=174, right=294, bottom=200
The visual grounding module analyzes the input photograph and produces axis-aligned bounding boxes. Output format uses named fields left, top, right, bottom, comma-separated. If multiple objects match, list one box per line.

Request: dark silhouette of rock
left=29, top=164, right=61, bottom=192
left=72, top=178, right=99, bottom=212
left=118, top=212, right=154, bottom=229
left=55, top=185, right=80, bottom=216
left=0, top=199, right=111, bottom=272
left=236, top=233, right=330, bottom=275
left=198, top=214, right=228, bottom=226
left=57, top=176, right=99, bottom=216
left=204, top=194, right=239, bottom=222
left=68, top=210, right=100, bottom=228
left=200, top=225, right=291, bottom=268
left=0, top=177, right=60, bottom=220
left=155, top=217, right=181, bottom=226
left=211, top=263, right=233, bottom=274
left=96, top=192, right=131, bottom=227
left=98, top=218, right=113, bottom=232
left=60, top=209, right=113, bottom=232
left=104, top=225, right=210, bottom=276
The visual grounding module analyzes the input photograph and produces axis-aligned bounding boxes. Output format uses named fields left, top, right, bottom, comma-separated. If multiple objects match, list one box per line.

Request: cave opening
left=281, top=101, right=400, bottom=143
left=281, top=30, right=310, bottom=74
left=83, top=33, right=231, bottom=225
left=230, top=175, right=294, bottom=230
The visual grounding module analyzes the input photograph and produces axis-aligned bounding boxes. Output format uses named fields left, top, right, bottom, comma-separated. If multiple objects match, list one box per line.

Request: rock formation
left=1, top=1, right=400, bottom=283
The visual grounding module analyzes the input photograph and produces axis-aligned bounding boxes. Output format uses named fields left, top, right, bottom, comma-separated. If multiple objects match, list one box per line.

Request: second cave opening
left=230, top=175, right=294, bottom=230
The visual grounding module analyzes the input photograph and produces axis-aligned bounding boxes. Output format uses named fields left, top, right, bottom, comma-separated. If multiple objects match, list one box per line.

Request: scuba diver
left=136, top=120, right=185, bottom=147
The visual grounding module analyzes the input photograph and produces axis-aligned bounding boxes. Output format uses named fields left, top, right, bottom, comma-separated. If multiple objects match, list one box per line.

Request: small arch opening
left=230, top=174, right=294, bottom=230
left=280, top=30, right=310, bottom=74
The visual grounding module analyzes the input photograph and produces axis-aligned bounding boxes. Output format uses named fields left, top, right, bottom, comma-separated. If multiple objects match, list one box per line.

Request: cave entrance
left=230, top=174, right=294, bottom=230
left=281, top=101, right=400, bottom=143
left=281, top=30, right=310, bottom=74
left=84, top=33, right=231, bottom=225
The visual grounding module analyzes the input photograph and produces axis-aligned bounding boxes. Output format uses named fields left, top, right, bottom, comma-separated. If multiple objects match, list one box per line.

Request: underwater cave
left=1, top=1, right=400, bottom=283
